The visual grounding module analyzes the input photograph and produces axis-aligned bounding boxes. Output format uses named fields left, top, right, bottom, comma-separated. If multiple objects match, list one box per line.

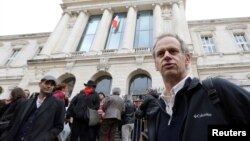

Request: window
left=5, top=49, right=20, bottom=66
left=134, top=11, right=153, bottom=48
left=233, top=33, right=250, bottom=51
left=129, top=74, right=152, bottom=96
left=95, top=76, right=112, bottom=96
left=77, top=15, right=102, bottom=52
left=200, top=36, right=216, bottom=54
left=105, top=13, right=126, bottom=49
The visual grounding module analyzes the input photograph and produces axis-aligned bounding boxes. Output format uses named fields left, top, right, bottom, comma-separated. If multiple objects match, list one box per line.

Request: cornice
left=0, top=32, right=50, bottom=41
left=62, top=0, right=176, bottom=14
left=188, top=17, right=250, bottom=25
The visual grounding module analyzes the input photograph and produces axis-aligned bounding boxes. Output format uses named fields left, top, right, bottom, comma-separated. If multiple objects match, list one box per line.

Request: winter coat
left=122, top=100, right=135, bottom=125
left=0, top=94, right=65, bottom=141
left=145, top=77, right=250, bottom=141
left=66, top=90, right=100, bottom=120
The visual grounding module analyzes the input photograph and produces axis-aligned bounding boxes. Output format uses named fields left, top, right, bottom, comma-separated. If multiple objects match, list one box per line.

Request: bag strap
left=201, top=77, right=220, bottom=105
left=201, top=77, right=234, bottom=123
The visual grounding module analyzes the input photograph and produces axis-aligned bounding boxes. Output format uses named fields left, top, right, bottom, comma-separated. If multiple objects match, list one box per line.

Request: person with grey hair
left=0, top=75, right=65, bottom=141
left=139, top=33, right=250, bottom=141
left=99, top=87, right=125, bottom=141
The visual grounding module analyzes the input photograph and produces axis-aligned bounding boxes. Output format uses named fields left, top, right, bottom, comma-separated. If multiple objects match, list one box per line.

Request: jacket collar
left=186, top=77, right=202, bottom=92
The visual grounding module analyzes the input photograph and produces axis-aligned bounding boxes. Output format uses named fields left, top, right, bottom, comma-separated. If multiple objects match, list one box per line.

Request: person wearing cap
left=0, top=75, right=65, bottom=141
left=66, top=80, right=100, bottom=141
left=99, top=87, right=125, bottom=141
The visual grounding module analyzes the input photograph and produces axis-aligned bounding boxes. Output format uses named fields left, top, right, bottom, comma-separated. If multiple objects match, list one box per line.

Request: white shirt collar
left=160, top=75, right=191, bottom=116
left=172, top=75, right=190, bottom=96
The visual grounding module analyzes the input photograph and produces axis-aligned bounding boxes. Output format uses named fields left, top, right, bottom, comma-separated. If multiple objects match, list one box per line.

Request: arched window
left=95, top=76, right=112, bottom=96
left=129, top=74, right=152, bottom=96
left=62, top=77, right=76, bottom=97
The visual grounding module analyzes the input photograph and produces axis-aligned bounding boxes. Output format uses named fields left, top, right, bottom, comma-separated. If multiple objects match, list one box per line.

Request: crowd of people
left=0, top=33, right=249, bottom=141
left=0, top=78, right=147, bottom=141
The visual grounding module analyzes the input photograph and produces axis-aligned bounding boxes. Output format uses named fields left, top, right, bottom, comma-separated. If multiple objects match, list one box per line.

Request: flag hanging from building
left=112, top=15, right=119, bottom=30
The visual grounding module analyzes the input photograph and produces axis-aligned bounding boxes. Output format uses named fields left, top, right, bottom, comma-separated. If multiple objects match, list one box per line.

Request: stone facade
left=0, top=0, right=250, bottom=99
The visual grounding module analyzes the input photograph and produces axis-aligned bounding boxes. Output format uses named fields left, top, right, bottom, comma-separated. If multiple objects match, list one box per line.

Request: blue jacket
left=144, top=77, right=250, bottom=141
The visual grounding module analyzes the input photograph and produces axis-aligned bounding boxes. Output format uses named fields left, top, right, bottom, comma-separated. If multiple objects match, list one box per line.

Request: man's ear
left=185, top=53, right=191, bottom=65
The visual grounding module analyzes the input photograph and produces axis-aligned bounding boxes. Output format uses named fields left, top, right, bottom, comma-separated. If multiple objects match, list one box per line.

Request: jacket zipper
left=168, top=116, right=172, bottom=125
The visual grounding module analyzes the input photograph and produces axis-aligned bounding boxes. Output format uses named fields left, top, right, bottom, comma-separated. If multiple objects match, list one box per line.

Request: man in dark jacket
left=66, top=80, right=100, bottom=141
left=121, top=95, right=135, bottom=141
left=139, top=34, right=250, bottom=141
left=0, top=75, right=65, bottom=141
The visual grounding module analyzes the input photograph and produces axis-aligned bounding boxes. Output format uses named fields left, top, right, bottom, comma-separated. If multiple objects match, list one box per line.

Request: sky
left=0, top=0, right=249, bottom=36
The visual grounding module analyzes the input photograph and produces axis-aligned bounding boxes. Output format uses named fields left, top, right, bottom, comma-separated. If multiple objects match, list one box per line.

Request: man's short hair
left=152, top=34, right=189, bottom=59
left=112, top=87, right=121, bottom=95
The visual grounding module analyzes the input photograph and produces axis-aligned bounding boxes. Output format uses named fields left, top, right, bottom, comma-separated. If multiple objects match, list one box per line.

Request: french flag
left=112, top=15, right=119, bottom=30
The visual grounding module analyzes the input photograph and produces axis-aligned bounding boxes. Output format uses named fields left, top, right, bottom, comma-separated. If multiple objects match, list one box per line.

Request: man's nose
left=163, top=51, right=172, bottom=60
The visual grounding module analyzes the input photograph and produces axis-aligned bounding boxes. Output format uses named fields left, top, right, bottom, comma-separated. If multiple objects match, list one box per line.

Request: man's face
left=39, top=80, right=55, bottom=95
left=154, top=36, right=190, bottom=80
left=24, top=90, right=30, bottom=98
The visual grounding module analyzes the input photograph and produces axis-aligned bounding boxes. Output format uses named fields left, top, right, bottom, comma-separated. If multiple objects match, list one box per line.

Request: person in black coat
left=66, top=80, right=100, bottom=141
left=0, top=75, right=65, bottom=141
left=0, top=87, right=26, bottom=135
left=142, top=33, right=250, bottom=141
left=121, top=95, right=135, bottom=141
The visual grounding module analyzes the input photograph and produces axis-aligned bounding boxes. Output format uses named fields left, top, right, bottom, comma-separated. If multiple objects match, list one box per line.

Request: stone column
left=90, top=9, right=113, bottom=52
left=120, top=6, right=137, bottom=52
left=178, top=1, right=192, bottom=45
left=62, top=11, right=89, bottom=53
left=153, top=4, right=162, bottom=43
left=40, top=12, right=70, bottom=56
left=172, top=3, right=183, bottom=39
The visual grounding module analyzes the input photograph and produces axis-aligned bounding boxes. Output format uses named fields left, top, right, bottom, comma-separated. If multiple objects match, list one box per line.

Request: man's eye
left=169, top=50, right=178, bottom=54
left=157, top=52, right=164, bottom=57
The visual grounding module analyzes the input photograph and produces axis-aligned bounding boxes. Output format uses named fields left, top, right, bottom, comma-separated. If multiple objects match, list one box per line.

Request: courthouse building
left=0, top=0, right=250, bottom=99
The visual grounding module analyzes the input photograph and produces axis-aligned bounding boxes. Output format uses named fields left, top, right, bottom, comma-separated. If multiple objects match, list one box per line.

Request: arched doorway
left=95, top=75, right=112, bottom=96
left=129, top=74, right=152, bottom=99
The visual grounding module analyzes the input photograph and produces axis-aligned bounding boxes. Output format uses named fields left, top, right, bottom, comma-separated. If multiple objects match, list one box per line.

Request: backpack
left=72, top=93, right=88, bottom=119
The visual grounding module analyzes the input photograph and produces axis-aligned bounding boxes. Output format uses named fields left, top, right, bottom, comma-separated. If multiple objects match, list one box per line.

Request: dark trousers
left=99, top=118, right=121, bottom=141
left=88, top=125, right=100, bottom=141
left=132, top=119, right=144, bottom=141
left=70, top=118, right=89, bottom=141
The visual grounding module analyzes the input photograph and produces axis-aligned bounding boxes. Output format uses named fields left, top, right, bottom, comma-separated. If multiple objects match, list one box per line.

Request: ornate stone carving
left=135, top=56, right=144, bottom=67
left=65, top=61, right=75, bottom=70
left=162, top=5, right=172, bottom=20
left=97, top=58, right=110, bottom=71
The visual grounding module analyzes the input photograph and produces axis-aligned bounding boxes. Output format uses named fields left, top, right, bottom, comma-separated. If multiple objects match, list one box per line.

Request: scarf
left=83, top=87, right=94, bottom=96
